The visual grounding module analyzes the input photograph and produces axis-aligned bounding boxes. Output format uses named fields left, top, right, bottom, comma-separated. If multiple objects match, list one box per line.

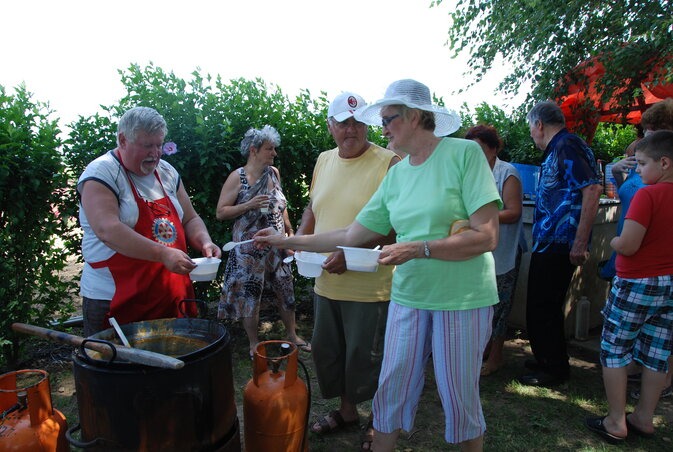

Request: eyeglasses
left=381, top=114, right=400, bottom=128
left=331, top=118, right=365, bottom=130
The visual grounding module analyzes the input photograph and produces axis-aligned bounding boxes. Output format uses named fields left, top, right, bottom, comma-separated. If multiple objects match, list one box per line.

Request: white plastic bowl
left=294, top=251, right=326, bottom=277
left=189, top=257, right=222, bottom=281
left=337, top=246, right=382, bottom=272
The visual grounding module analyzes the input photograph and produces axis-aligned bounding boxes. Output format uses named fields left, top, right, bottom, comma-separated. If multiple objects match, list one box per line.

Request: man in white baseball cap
left=295, top=92, right=399, bottom=448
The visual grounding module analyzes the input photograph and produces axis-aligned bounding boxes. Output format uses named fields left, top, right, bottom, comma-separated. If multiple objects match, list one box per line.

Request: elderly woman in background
left=465, top=125, right=523, bottom=377
left=256, top=79, right=501, bottom=452
left=78, top=106, right=221, bottom=336
left=216, top=125, right=309, bottom=359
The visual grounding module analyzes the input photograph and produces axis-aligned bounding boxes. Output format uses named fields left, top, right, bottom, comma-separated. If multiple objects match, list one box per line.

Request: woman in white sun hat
left=254, top=79, right=500, bottom=451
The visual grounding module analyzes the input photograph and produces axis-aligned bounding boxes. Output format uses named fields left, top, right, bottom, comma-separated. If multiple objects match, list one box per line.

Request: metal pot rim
left=80, top=317, right=227, bottom=367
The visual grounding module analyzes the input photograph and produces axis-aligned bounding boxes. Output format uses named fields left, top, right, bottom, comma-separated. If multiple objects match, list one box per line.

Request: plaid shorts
left=600, top=275, right=673, bottom=372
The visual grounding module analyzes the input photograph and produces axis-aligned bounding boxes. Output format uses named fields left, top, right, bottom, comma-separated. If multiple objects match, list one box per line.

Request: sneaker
left=630, top=384, right=672, bottom=400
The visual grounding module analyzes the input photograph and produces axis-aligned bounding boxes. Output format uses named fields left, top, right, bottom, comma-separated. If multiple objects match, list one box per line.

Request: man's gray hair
left=117, top=106, right=168, bottom=145
left=527, top=101, right=566, bottom=127
left=240, top=125, right=281, bottom=158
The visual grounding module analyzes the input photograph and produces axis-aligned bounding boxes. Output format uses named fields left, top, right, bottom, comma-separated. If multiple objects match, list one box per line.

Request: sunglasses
left=381, top=114, right=400, bottom=127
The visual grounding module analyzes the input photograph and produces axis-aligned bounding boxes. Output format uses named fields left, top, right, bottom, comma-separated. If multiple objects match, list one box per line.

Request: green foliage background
left=1, top=63, right=637, bottom=367
left=0, top=85, right=77, bottom=364
left=459, top=102, right=636, bottom=165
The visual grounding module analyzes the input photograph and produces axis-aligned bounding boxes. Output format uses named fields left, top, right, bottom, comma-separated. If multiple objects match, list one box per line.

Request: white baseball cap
left=327, top=92, right=367, bottom=122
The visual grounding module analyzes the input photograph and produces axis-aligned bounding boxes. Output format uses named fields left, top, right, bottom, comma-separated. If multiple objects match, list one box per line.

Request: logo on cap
left=347, top=96, right=358, bottom=108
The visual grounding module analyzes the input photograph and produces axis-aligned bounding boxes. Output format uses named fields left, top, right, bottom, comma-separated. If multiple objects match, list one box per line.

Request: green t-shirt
left=356, top=138, right=502, bottom=311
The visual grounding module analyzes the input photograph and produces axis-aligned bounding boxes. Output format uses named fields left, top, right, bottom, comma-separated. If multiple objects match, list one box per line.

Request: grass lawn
left=9, top=304, right=673, bottom=452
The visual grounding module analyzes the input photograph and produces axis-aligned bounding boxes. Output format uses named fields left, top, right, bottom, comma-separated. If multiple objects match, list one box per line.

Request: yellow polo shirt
left=310, top=144, right=396, bottom=302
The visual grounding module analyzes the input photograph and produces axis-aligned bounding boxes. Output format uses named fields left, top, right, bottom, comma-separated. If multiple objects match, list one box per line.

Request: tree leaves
left=437, top=0, right=673, bottom=107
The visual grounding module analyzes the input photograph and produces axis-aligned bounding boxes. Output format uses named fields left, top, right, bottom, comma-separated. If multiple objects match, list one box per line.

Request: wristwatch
left=423, top=241, right=431, bottom=258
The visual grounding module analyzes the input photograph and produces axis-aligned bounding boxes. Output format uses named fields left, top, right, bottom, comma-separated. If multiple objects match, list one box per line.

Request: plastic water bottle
left=575, top=296, right=591, bottom=341
left=605, top=163, right=618, bottom=199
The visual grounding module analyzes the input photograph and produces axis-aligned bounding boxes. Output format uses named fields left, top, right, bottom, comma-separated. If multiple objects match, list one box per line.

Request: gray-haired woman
left=216, top=125, right=310, bottom=358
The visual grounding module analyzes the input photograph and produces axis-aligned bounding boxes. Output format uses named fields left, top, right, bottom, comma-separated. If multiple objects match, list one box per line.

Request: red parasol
left=556, top=55, right=673, bottom=143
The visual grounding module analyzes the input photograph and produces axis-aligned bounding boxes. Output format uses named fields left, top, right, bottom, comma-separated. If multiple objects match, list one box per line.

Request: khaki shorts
left=312, top=294, right=389, bottom=404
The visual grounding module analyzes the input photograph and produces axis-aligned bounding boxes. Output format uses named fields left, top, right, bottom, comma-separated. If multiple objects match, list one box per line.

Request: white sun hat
left=355, top=79, right=461, bottom=137
left=327, top=92, right=367, bottom=122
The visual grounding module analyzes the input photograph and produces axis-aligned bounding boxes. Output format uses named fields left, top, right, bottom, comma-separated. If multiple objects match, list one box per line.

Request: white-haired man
left=297, top=92, right=399, bottom=448
left=520, top=101, right=602, bottom=387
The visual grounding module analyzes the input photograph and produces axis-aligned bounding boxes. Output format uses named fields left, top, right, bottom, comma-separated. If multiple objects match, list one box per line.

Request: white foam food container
left=294, top=251, right=326, bottom=277
left=337, top=246, right=382, bottom=273
left=189, top=257, right=222, bottom=281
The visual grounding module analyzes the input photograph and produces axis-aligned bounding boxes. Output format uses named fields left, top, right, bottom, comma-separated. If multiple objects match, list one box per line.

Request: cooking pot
left=67, top=301, right=240, bottom=451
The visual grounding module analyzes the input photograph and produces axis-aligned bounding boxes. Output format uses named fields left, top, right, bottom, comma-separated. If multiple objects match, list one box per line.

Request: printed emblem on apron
left=153, top=217, right=177, bottom=245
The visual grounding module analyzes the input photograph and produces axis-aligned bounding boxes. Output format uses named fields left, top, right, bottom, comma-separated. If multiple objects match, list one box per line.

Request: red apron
left=91, top=153, right=196, bottom=327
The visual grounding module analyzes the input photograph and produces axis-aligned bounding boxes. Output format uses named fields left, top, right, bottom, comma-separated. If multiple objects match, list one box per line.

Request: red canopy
left=556, top=56, right=673, bottom=143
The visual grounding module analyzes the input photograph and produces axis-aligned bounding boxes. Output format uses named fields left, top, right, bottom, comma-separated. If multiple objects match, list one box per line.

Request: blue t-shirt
left=599, top=167, right=647, bottom=279
left=617, top=168, right=646, bottom=233
left=532, top=129, right=599, bottom=253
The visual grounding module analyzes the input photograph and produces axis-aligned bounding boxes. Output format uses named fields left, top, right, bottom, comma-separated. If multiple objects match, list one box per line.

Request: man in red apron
left=78, top=107, right=221, bottom=335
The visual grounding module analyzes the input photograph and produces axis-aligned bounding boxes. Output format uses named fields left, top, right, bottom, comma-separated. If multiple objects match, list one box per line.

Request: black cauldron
left=67, top=315, right=240, bottom=452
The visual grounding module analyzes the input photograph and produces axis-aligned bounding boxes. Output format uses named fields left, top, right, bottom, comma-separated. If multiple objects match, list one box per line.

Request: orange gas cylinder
left=0, top=369, right=69, bottom=452
left=244, top=341, right=308, bottom=452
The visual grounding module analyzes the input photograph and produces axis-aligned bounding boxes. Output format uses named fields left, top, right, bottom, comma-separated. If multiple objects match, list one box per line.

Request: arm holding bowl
left=377, top=201, right=499, bottom=266
left=254, top=220, right=384, bottom=253
left=81, top=180, right=196, bottom=274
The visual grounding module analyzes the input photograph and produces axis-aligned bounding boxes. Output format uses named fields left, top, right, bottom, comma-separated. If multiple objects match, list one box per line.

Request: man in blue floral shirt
left=519, top=101, right=603, bottom=387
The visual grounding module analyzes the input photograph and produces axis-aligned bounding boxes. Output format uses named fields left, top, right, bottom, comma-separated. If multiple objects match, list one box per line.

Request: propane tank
left=0, top=369, right=69, bottom=452
left=244, top=341, right=308, bottom=452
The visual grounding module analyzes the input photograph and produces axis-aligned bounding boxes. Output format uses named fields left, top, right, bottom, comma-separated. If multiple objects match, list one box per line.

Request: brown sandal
left=360, top=416, right=374, bottom=451
left=310, top=410, right=358, bottom=435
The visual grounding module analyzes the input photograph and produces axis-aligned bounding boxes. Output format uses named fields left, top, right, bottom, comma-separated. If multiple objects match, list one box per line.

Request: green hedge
left=2, top=64, right=637, bottom=367
left=0, top=85, right=77, bottom=365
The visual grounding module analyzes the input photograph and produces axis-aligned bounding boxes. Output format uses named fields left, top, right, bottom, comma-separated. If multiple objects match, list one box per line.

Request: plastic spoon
left=373, top=245, right=381, bottom=251
left=222, top=239, right=255, bottom=252
left=109, top=317, right=131, bottom=348
left=283, top=255, right=294, bottom=264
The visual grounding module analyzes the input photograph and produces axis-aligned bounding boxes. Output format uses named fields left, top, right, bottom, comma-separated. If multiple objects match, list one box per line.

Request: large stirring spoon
left=222, top=239, right=255, bottom=252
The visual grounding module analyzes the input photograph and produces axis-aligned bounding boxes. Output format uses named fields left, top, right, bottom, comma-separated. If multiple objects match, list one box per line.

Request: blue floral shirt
left=532, top=129, right=599, bottom=253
